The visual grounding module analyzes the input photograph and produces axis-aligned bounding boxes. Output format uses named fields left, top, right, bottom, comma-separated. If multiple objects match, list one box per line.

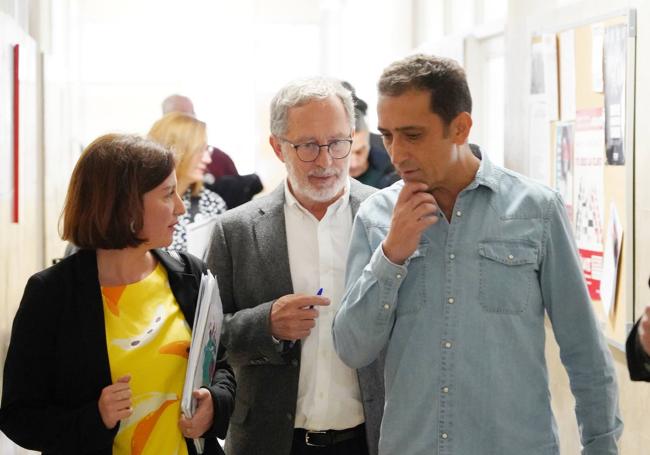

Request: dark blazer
left=206, top=179, right=384, bottom=455
left=626, top=319, right=650, bottom=381
left=0, top=249, right=235, bottom=455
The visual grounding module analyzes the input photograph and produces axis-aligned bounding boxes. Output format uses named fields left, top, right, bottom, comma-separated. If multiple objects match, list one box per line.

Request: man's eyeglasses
left=281, top=138, right=353, bottom=162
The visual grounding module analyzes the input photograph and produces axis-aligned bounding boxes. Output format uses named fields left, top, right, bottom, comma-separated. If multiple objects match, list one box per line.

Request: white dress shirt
left=283, top=179, right=364, bottom=431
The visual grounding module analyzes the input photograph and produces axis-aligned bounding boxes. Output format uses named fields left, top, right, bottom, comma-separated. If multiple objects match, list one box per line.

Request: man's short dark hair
left=378, top=54, right=472, bottom=126
left=354, top=108, right=368, bottom=132
left=61, top=134, right=175, bottom=249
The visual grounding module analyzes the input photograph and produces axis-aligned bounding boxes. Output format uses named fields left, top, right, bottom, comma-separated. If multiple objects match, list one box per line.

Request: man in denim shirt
left=332, top=54, right=622, bottom=454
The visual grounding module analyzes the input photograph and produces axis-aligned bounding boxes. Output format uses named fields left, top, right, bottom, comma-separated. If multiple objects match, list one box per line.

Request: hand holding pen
left=270, top=289, right=329, bottom=341
left=309, top=288, right=323, bottom=309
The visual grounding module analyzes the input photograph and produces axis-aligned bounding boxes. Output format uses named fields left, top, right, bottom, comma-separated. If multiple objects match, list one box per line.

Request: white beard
left=285, top=157, right=348, bottom=204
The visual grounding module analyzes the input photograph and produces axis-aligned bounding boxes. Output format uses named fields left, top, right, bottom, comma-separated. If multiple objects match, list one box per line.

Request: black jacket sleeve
left=626, top=319, right=650, bottom=381
left=0, top=274, right=116, bottom=453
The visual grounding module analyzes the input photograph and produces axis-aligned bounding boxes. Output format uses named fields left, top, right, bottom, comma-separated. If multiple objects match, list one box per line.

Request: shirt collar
left=468, top=144, right=499, bottom=192
left=283, top=177, right=351, bottom=217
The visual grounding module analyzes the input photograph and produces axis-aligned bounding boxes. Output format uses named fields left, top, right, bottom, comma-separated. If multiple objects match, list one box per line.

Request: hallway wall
left=503, top=0, right=650, bottom=452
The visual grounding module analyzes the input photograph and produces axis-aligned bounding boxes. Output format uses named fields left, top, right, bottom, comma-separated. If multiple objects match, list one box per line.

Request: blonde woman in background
left=149, top=113, right=227, bottom=254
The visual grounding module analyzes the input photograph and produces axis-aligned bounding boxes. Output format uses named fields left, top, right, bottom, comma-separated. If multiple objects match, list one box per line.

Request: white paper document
left=181, top=271, right=224, bottom=453
left=559, top=30, right=576, bottom=121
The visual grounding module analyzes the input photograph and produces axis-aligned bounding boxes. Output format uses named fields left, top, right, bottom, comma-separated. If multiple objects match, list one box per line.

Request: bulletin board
left=530, top=9, right=636, bottom=350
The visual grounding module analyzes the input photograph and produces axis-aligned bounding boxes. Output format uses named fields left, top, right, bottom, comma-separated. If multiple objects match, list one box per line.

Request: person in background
left=0, top=134, right=235, bottom=455
left=162, top=94, right=239, bottom=180
left=342, top=82, right=397, bottom=189
left=349, top=107, right=399, bottom=189
left=206, top=77, right=384, bottom=455
left=161, top=95, right=263, bottom=208
left=149, top=112, right=227, bottom=255
left=333, top=54, right=622, bottom=454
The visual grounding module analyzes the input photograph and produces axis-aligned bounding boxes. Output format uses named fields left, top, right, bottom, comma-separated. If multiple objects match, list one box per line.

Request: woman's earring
left=130, top=221, right=136, bottom=233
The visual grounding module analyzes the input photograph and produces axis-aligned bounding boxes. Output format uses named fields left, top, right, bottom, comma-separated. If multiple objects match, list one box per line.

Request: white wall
left=0, top=6, right=45, bottom=455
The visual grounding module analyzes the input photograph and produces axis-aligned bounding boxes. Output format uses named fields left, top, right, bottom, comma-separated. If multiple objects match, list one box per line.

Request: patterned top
left=101, top=263, right=191, bottom=455
left=169, top=188, right=227, bottom=253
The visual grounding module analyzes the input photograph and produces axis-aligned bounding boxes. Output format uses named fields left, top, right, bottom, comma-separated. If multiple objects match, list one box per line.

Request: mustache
left=308, top=168, right=340, bottom=178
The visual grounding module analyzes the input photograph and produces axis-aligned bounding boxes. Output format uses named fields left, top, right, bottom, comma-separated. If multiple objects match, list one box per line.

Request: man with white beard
left=205, top=77, right=384, bottom=455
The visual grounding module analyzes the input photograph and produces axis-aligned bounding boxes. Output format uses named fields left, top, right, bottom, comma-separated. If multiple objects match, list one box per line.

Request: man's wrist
left=381, top=241, right=405, bottom=266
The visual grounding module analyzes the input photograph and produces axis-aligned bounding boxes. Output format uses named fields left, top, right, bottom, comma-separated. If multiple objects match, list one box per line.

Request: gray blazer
left=206, top=179, right=384, bottom=455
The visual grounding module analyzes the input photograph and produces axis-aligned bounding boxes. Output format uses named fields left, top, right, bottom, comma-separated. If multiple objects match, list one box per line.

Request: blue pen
left=310, top=288, right=323, bottom=309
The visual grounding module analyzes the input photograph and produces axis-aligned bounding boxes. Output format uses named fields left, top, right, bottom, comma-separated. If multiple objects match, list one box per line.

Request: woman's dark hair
left=61, top=133, right=175, bottom=249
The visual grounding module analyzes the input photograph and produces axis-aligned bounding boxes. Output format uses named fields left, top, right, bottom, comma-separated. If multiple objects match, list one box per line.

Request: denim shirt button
left=508, top=254, right=514, bottom=260
left=383, top=304, right=390, bottom=310
left=456, top=210, right=462, bottom=217
left=443, top=341, right=452, bottom=349
left=396, top=273, right=402, bottom=279
left=442, top=386, right=449, bottom=393
left=441, top=433, right=448, bottom=439
left=449, top=253, right=455, bottom=260
left=447, top=297, right=455, bottom=304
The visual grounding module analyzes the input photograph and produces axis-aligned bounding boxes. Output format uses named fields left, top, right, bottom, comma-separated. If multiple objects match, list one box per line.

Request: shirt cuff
left=271, top=335, right=296, bottom=353
left=371, top=243, right=409, bottom=282
left=364, top=244, right=409, bottom=323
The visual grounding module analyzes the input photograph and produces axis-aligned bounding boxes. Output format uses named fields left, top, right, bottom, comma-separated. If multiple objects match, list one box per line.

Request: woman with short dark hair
left=0, top=134, right=235, bottom=455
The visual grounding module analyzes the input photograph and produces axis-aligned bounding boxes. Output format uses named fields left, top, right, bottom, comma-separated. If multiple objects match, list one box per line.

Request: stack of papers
left=181, top=271, right=224, bottom=453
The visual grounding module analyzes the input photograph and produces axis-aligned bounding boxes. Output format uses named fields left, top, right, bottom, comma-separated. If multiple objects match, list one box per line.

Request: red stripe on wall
left=12, top=44, right=19, bottom=223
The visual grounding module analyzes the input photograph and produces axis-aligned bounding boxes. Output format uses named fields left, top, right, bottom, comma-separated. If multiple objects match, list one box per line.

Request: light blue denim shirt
left=333, top=150, right=622, bottom=455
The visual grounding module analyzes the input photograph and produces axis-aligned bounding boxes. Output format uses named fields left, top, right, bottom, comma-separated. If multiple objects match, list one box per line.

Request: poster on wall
left=574, top=107, right=605, bottom=300
left=591, top=24, right=604, bottom=92
left=530, top=38, right=545, bottom=95
left=559, top=30, right=576, bottom=121
left=530, top=34, right=559, bottom=120
left=603, top=24, right=627, bottom=165
left=554, top=121, right=575, bottom=224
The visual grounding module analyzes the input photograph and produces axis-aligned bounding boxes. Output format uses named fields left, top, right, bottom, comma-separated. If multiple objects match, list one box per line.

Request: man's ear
left=269, top=135, right=285, bottom=163
left=451, top=112, right=473, bottom=145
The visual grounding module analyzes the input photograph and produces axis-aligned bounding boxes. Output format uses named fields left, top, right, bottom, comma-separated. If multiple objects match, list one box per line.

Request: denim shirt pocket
left=478, top=240, right=539, bottom=314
